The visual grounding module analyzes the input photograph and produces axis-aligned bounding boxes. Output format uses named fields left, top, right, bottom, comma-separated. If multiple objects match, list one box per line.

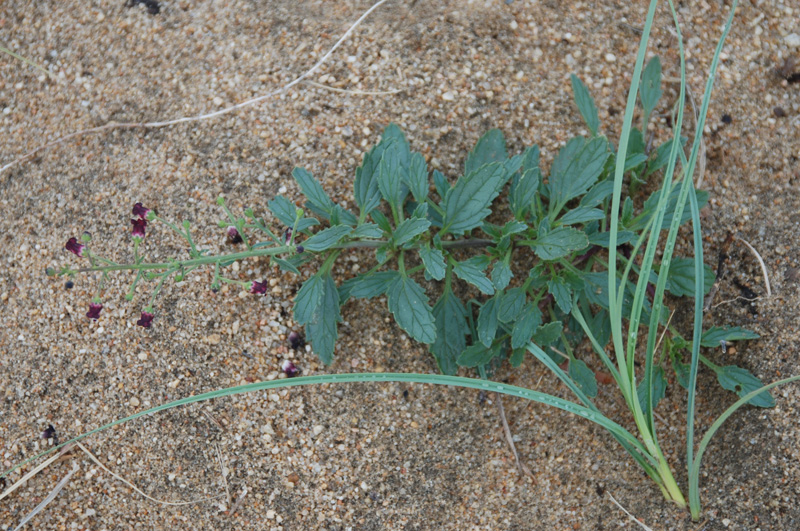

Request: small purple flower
left=86, top=302, right=103, bottom=320
left=41, top=424, right=57, bottom=443
left=65, top=237, right=85, bottom=257
left=131, top=218, right=147, bottom=238
left=296, top=245, right=304, bottom=253
left=137, top=311, right=154, bottom=328
left=281, top=359, right=300, bottom=378
left=284, top=227, right=292, bottom=243
left=250, top=280, right=268, bottom=295
left=132, top=202, right=150, bottom=219
left=227, top=226, right=243, bottom=244
left=288, top=331, right=305, bottom=350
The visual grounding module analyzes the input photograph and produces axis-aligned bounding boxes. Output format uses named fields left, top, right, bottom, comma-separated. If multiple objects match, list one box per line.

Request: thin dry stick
left=0, top=0, right=392, bottom=176
left=607, top=492, right=654, bottom=531
left=75, top=442, right=223, bottom=507
left=12, top=463, right=79, bottom=531
left=711, top=295, right=761, bottom=309
left=494, top=393, right=535, bottom=480
left=0, top=44, right=58, bottom=80
left=0, top=444, right=74, bottom=503
left=214, top=442, right=231, bottom=508
left=228, top=487, right=248, bottom=516
left=735, top=236, right=772, bottom=298
left=303, top=79, right=404, bottom=95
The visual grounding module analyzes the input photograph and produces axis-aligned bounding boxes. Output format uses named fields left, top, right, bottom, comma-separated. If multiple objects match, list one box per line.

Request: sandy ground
left=1, top=0, right=799, bottom=529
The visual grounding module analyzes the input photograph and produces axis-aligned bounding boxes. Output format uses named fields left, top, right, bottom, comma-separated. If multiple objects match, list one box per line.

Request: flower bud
left=281, top=359, right=300, bottom=378
left=182, top=220, right=191, bottom=229
left=217, top=196, right=226, bottom=206
left=81, top=231, right=92, bottom=243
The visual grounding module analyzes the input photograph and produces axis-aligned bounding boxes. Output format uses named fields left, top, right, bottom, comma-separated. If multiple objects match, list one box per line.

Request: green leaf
left=497, top=287, right=526, bottom=323
left=477, top=296, right=499, bottom=348
left=349, top=271, right=400, bottom=299
left=457, top=343, right=499, bottom=368
left=465, top=129, right=507, bottom=175
left=587, top=230, right=636, bottom=248
left=268, top=196, right=319, bottom=231
left=511, top=304, right=543, bottom=349
left=700, top=326, right=760, bottom=348
left=302, top=226, right=353, bottom=252
left=510, top=348, right=526, bottom=368
left=532, top=226, right=588, bottom=260
left=660, top=257, right=715, bottom=297
left=532, top=321, right=562, bottom=347
left=352, top=223, right=384, bottom=239
left=672, top=356, right=690, bottom=389
left=430, top=287, right=470, bottom=375
left=377, top=144, right=407, bottom=212
left=294, top=274, right=326, bottom=325
left=453, top=257, right=495, bottom=295
left=392, top=217, right=431, bottom=247
left=558, top=206, right=605, bottom=226
left=491, top=261, right=513, bottom=291
left=580, top=180, right=615, bottom=207
left=547, top=277, right=573, bottom=314
left=715, top=365, right=775, bottom=408
left=509, top=168, right=541, bottom=219
left=640, top=56, right=662, bottom=118
left=272, top=257, right=300, bottom=275
left=549, top=136, right=609, bottom=208
left=354, top=142, right=386, bottom=215
left=637, top=366, right=667, bottom=412
left=306, top=274, right=340, bottom=364
left=629, top=187, right=708, bottom=232
left=442, top=162, right=510, bottom=235
left=645, top=137, right=687, bottom=177
left=293, top=167, right=335, bottom=216
left=419, top=244, right=446, bottom=281
left=386, top=275, right=436, bottom=344
left=570, top=74, right=600, bottom=136
left=370, top=210, right=392, bottom=233
left=405, top=152, right=429, bottom=203
left=433, top=169, right=449, bottom=198
left=625, top=152, right=649, bottom=172
left=569, top=359, right=598, bottom=398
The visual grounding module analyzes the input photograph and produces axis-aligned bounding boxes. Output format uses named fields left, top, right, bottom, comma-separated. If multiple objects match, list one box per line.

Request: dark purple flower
left=296, top=245, right=304, bottom=253
left=86, top=302, right=103, bottom=320
left=227, top=226, right=243, bottom=244
left=250, top=280, right=268, bottom=295
left=132, top=202, right=150, bottom=219
left=137, top=311, right=154, bottom=328
left=284, top=228, right=292, bottom=243
left=65, top=237, right=85, bottom=257
left=131, top=218, right=147, bottom=238
left=281, top=359, right=300, bottom=378
left=41, top=424, right=57, bottom=443
left=288, top=331, right=305, bottom=350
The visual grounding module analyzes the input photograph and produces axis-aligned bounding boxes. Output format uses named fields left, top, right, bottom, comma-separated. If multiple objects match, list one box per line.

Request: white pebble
left=213, top=96, right=224, bottom=106
left=130, top=397, right=140, bottom=407
left=313, top=425, right=324, bottom=436
left=785, top=33, right=800, bottom=47
left=605, top=53, right=617, bottom=63
left=266, top=510, right=276, bottom=520
left=441, top=91, right=456, bottom=101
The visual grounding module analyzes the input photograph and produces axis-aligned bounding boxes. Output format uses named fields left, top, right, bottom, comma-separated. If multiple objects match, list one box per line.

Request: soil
left=1, top=0, right=798, bottom=530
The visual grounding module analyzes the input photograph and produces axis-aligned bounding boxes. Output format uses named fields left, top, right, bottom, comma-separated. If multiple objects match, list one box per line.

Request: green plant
left=6, top=0, right=799, bottom=522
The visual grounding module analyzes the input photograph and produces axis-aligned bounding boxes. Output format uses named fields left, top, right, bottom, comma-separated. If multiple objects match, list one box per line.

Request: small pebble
left=785, top=33, right=800, bottom=47
left=441, top=91, right=456, bottom=101
left=313, top=425, right=324, bottom=436
left=721, top=114, right=732, bottom=124
left=130, top=397, right=140, bottom=407
left=773, top=106, right=786, bottom=118
left=604, top=53, right=616, bottom=63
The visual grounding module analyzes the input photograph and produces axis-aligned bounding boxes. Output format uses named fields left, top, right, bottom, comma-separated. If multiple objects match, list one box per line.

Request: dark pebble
left=773, top=106, right=786, bottom=118
left=721, top=114, right=732, bottom=124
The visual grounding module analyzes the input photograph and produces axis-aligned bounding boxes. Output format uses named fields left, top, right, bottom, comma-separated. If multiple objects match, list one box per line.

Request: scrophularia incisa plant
left=4, top=0, right=799, bottom=522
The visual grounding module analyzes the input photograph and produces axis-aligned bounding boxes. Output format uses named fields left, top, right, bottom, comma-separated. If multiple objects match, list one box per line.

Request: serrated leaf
left=378, top=145, right=406, bottom=211
left=477, top=296, right=499, bottom=348
left=386, top=275, right=436, bottom=344
left=465, top=129, right=507, bottom=175
left=660, top=257, right=715, bottom=297
left=293, top=167, right=335, bottom=215
left=637, top=365, right=667, bottom=411
left=419, top=244, right=446, bottom=281
left=433, top=169, right=449, bottom=198
left=272, top=257, right=300, bottom=275
left=549, top=136, right=609, bottom=208
left=533, top=321, right=562, bottom=346
left=491, top=261, right=513, bottom=291
left=640, top=56, right=662, bottom=118
left=328, top=204, right=358, bottom=227
left=349, top=271, right=400, bottom=299
left=569, top=359, right=598, bottom=398
left=393, top=217, right=431, bottom=247
left=294, top=274, right=326, bottom=325
left=646, top=137, right=687, bottom=177
left=453, top=257, right=495, bottom=295
left=587, top=230, right=636, bottom=248
left=629, top=187, right=709, bottom=232
left=306, top=274, right=340, bottom=364
left=700, top=326, right=760, bottom=348
left=352, top=223, right=384, bottom=239
left=625, top=153, right=649, bottom=172
left=511, top=304, right=543, bottom=349
left=442, top=162, right=510, bottom=236
left=510, top=348, right=526, bottom=368
left=580, top=180, right=615, bottom=208
left=559, top=206, right=605, bottom=226
left=430, top=287, right=469, bottom=375
left=621, top=196, right=634, bottom=225
left=547, top=277, right=573, bottom=314
left=370, top=210, right=392, bottom=233
left=570, top=75, right=600, bottom=136
left=405, top=152, right=429, bottom=202
left=672, top=356, right=690, bottom=389
left=268, top=196, right=319, bottom=231
left=715, top=365, right=775, bottom=408
left=586, top=308, right=611, bottom=350
left=509, top=168, right=541, bottom=219
left=533, top=226, right=589, bottom=260
left=302, top=226, right=353, bottom=252
left=457, top=343, right=499, bottom=368
left=354, top=141, right=385, bottom=216
left=497, top=287, right=526, bottom=323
